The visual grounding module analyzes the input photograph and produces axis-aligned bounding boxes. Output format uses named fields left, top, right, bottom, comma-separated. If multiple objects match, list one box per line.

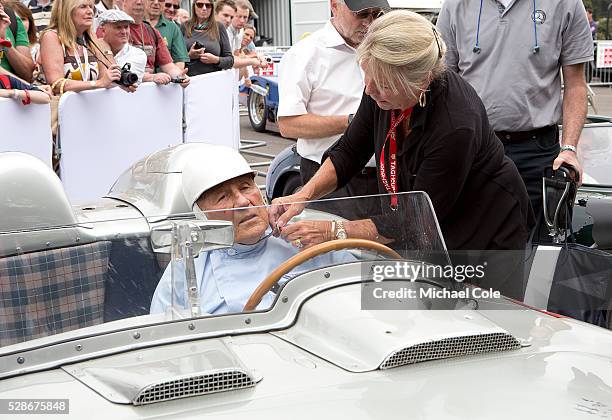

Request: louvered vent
left=133, top=369, right=256, bottom=405
left=380, top=332, right=521, bottom=370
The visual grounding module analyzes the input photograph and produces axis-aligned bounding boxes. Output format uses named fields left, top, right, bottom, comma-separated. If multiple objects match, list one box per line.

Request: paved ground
left=239, top=113, right=294, bottom=188
left=591, top=86, right=612, bottom=115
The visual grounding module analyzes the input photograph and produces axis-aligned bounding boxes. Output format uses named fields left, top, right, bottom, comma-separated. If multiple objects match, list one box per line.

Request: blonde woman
left=39, top=0, right=120, bottom=93
left=272, top=11, right=533, bottom=254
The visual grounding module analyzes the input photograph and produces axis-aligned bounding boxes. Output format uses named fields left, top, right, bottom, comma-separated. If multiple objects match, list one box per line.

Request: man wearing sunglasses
left=162, top=0, right=179, bottom=22
left=277, top=0, right=388, bottom=219
left=145, top=0, right=188, bottom=70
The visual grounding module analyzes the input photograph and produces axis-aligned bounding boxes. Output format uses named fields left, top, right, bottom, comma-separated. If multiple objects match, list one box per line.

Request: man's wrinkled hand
left=153, top=72, right=171, bottom=85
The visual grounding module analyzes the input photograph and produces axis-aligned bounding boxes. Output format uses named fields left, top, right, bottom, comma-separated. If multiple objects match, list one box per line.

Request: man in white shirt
left=277, top=0, right=388, bottom=219
left=98, top=9, right=147, bottom=86
left=215, top=0, right=236, bottom=29
left=227, top=0, right=251, bottom=53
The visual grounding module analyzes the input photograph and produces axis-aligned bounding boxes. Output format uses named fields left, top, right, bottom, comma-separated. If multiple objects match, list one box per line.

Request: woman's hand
left=280, top=220, right=333, bottom=250
left=199, top=53, right=220, bottom=64
left=269, top=192, right=311, bottom=232
left=98, top=64, right=121, bottom=88
left=188, top=43, right=204, bottom=60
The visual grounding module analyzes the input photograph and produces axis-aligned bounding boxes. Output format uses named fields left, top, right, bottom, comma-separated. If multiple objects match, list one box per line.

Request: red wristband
left=22, top=89, right=31, bottom=105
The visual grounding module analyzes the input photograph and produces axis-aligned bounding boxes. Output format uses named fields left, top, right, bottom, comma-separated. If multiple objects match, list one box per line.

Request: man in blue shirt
left=150, top=145, right=353, bottom=315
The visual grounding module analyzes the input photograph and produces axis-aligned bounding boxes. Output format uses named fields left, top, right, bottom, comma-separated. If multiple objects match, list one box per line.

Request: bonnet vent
left=63, top=339, right=262, bottom=406
left=380, top=332, right=521, bottom=370
left=133, top=369, right=256, bottom=405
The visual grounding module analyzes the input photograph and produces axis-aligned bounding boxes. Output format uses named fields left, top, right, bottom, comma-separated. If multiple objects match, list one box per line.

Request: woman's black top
left=325, top=70, right=534, bottom=250
left=182, top=21, right=234, bottom=76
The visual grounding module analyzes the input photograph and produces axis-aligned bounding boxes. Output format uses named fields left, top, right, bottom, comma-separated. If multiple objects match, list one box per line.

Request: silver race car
left=0, top=144, right=611, bottom=419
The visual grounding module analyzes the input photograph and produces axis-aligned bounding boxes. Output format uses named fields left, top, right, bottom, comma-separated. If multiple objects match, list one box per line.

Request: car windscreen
left=161, top=192, right=451, bottom=319
left=0, top=191, right=449, bottom=349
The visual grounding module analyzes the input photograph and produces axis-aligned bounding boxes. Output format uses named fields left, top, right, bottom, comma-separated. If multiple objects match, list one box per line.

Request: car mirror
left=150, top=220, right=234, bottom=254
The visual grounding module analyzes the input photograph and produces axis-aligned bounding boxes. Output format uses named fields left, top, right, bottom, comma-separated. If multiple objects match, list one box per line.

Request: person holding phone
left=181, top=0, right=265, bottom=76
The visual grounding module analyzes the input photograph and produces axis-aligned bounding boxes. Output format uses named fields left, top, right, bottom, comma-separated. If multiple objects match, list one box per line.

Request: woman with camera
left=182, top=0, right=265, bottom=76
left=39, top=0, right=121, bottom=93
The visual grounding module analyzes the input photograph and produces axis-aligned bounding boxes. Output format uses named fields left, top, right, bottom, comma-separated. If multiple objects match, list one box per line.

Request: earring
left=418, top=91, right=427, bottom=107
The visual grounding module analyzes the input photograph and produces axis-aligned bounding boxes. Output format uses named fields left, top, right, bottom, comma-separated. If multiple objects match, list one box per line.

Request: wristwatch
left=560, top=144, right=577, bottom=154
left=335, top=221, right=347, bottom=240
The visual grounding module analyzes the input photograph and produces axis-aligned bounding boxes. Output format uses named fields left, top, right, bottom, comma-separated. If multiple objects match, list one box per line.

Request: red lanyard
left=379, top=107, right=413, bottom=210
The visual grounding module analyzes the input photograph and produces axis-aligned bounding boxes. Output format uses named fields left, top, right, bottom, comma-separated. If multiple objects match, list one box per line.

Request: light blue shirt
left=150, top=235, right=355, bottom=315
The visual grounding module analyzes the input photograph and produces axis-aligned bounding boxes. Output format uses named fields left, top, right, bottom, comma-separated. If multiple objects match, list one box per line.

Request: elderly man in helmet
left=150, top=145, right=352, bottom=315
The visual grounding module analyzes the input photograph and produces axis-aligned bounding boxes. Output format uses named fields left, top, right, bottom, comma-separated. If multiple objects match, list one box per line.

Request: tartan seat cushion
left=0, top=241, right=111, bottom=347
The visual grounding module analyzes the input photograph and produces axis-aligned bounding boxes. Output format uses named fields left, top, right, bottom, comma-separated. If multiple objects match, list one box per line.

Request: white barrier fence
left=184, top=70, right=240, bottom=149
left=0, top=99, right=53, bottom=167
left=0, top=70, right=239, bottom=202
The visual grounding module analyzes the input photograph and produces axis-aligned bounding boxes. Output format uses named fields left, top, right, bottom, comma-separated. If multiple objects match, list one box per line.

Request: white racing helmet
left=182, top=145, right=258, bottom=219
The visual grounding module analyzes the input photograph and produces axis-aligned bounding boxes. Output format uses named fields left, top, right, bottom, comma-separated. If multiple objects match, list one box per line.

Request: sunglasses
left=195, top=2, right=213, bottom=9
left=432, top=27, right=443, bottom=59
left=353, top=8, right=385, bottom=19
left=164, top=2, right=179, bottom=9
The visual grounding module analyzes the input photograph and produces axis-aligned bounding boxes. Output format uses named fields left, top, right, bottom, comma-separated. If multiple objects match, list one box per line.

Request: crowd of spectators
left=0, top=0, right=265, bottom=105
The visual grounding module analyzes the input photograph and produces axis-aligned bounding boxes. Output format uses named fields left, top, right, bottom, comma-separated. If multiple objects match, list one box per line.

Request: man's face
left=101, top=21, right=130, bottom=50
left=146, top=0, right=162, bottom=19
left=163, top=0, right=179, bottom=20
left=123, top=0, right=145, bottom=20
left=231, top=6, right=249, bottom=30
left=176, top=8, right=189, bottom=23
left=197, top=174, right=268, bottom=245
left=330, top=0, right=382, bottom=48
left=216, top=5, right=235, bottom=28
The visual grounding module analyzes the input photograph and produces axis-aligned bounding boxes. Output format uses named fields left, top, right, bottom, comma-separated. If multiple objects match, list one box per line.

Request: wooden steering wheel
left=243, top=239, right=402, bottom=311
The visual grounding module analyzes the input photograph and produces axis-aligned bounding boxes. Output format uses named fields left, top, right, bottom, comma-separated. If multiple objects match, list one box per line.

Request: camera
left=119, top=63, right=138, bottom=87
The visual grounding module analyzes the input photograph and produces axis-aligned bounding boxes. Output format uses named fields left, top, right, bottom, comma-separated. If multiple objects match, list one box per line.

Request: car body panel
left=265, top=144, right=300, bottom=201
left=1, top=302, right=611, bottom=419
